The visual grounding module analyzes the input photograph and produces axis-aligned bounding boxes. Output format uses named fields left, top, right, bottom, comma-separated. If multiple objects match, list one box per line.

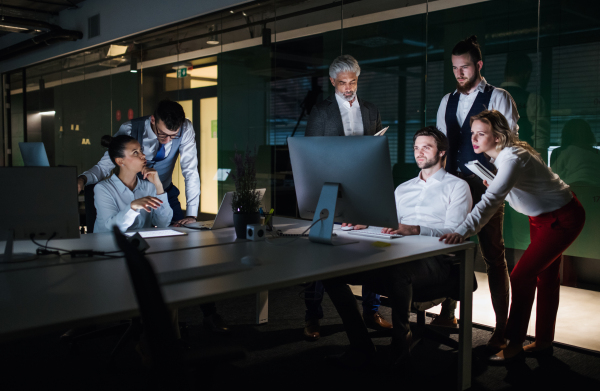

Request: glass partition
left=3, top=0, right=600, bottom=288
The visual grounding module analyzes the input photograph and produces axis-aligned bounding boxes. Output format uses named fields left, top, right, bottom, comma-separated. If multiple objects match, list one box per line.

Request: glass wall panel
left=3, top=0, right=600, bottom=289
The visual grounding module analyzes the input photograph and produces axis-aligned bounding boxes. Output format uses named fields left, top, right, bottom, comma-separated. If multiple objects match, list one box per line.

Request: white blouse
left=94, top=174, right=173, bottom=233
left=455, top=147, right=572, bottom=238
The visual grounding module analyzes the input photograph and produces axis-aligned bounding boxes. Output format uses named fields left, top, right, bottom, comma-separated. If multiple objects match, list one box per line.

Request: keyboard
left=158, top=262, right=252, bottom=285
left=345, top=227, right=403, bottom=239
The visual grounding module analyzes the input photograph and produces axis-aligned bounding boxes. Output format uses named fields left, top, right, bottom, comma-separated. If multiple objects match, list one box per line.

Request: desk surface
left=0, top=217, right=475, bottom=343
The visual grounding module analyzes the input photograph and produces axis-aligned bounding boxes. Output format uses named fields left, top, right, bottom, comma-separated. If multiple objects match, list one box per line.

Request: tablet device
left=124, top=229, right=187, bottom=238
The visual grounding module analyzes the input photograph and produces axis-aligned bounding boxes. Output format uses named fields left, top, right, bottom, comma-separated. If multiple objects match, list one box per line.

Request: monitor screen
left=288, top=136, right=398, bottom=230
left=0, top=167, right=80, bottom=240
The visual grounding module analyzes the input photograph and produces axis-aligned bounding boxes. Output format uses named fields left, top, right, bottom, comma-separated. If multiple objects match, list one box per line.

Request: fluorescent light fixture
left=107, top=44, right=128, bottom=57
left=0, top=25, right=28, bottom=31
left=40, top=111, right=56, bottom=115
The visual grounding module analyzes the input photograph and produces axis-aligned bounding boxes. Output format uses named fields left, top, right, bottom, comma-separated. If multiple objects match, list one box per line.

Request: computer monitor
left=0, top=167, right=80, bottom=262
left=288, top=136, right=398, bottom=245
left=19, top=142, right=50, bottom=167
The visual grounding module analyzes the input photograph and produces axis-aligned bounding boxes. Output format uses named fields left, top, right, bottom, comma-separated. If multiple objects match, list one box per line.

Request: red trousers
left=505, top=194, right=585, bottom=345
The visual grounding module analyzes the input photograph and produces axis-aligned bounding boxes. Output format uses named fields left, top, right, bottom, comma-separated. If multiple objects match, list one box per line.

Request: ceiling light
left=130, top=57, right=138, bottom=73
left=40, top=111, right=56, bottom=115
left=242, top=12, right=247, bottom=16
left=230, top=10, right=234, bottom=13
left=207, top=25, right=219, bottom=45
left=107, top=44, right=128, bottom=57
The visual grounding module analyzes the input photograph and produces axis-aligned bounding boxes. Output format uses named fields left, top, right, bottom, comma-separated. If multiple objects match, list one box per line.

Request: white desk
left=0, top=217, right=475, bottom=390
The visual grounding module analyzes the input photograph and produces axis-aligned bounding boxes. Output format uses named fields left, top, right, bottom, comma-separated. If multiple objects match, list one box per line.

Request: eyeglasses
left=155, top=127, right=181, bottom=140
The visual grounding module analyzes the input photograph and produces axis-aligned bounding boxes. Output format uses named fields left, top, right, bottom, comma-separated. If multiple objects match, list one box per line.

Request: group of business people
left=305, top=36, right=585, bottom=368
left=76, top=35, right=585, bottom=369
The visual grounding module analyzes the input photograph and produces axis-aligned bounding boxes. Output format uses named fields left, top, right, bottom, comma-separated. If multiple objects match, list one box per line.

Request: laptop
left=19, top=142, right=50, bottom=167
left=190, top=188, right=267, bottom=230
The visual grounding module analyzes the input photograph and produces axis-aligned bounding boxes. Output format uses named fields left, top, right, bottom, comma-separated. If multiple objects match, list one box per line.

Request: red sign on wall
left=128, top=109, right=134, bottom=120
left=115, top=110, right=122, bottom=121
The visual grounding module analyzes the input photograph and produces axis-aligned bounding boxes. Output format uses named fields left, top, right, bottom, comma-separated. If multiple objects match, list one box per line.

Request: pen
left=264, top=208, right=275, bottom=225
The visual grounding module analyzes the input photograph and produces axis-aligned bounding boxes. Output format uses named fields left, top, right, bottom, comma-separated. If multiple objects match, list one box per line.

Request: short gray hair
left=329, top=55, right=361, bottom=79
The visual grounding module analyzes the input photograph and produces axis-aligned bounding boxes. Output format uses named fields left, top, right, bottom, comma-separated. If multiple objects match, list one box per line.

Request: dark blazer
left=305, top=95, right=382, bottom=136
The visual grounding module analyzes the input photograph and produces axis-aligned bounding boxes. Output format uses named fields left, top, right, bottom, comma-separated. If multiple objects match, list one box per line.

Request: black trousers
left=322, top=256, right=453, bottom=353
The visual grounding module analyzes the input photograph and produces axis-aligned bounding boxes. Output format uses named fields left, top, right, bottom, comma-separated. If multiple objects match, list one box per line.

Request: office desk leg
left=458, top=247, right=474, bottom=391
left=256, top=291, right=269, bottom=324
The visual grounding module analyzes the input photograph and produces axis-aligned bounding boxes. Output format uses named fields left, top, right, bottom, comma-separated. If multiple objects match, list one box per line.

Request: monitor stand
left=0, top=229, right=37, bottom=263
left=308, top=183, right=358, bottom=246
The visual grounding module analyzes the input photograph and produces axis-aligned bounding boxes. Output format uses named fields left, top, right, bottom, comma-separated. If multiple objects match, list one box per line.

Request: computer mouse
left=241, top=255, right=262, bottom=266
left=340, top=226, right=354, bottom=231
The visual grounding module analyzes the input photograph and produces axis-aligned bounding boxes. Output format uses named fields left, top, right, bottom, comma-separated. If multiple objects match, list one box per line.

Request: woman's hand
left=341, top=223, right=367, bottom=230
left=483, top=180, right=490, bottom=188
left=439, top=233, right=465, bottom=244
left=142, top=167, right=164, bottom=194
left=131, top=196, right=163, bottom=212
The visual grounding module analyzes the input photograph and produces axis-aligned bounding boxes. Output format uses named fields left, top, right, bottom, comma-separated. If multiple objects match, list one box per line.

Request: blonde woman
left=440, top=110, right=585, bottom=363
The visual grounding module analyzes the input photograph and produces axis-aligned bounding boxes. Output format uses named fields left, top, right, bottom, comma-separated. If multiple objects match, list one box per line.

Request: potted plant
left=231, top=147, right=262, bottom=238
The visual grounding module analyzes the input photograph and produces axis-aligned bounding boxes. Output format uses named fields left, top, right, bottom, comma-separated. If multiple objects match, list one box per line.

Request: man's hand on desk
left=439, top=232, right=465, bottom=244
left=77, top=176, right=87, bottom=194
left=341, top=223, right=367, bottom=230
left=381, top=224, right=420, bottom=236
left=172, top=216, right=197, bottom=227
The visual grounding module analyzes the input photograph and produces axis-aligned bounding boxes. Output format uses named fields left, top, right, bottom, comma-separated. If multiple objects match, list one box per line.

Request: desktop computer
left=0, top=167, right=80, bottom=262
left=288, top=136, right=398, bottom=245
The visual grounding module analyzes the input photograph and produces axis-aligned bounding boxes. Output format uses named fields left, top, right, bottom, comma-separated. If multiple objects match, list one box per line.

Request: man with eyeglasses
left=78, top=99, right=199, bottom=226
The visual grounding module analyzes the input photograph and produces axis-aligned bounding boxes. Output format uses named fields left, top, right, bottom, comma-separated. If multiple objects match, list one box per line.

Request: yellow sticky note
left=371, top=241, right=391, bottom=248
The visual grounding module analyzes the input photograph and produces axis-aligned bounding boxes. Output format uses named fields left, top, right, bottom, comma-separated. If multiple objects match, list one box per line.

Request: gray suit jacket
left=305, top=95, right=382, bottom=136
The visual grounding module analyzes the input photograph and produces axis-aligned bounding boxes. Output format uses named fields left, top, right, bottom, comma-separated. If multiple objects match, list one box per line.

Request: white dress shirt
left=455, top=147, right=572, bottom=238
left=395, top=168, right=473, bottom=237
left=81, top=118, right=200, bottom=216
left=436, top=78, right=520, bottom=135
left=94, top=174, right=173, bottom=233
left=335, top=94, right=364, bottom=136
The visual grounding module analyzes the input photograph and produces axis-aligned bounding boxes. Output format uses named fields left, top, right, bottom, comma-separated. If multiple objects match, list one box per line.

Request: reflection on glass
left=500, top=52, right=549, bottom=153
left=550, top=119, right=600, bottom=187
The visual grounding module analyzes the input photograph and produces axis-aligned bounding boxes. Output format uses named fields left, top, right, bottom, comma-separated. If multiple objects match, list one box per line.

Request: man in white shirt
left=323, top=127, right=472, bottom=368
left=77, top=100, right=200, bottom=227
left=302, top=55, right=389, bottom=341
left=435, top=36, right=518, bottom=348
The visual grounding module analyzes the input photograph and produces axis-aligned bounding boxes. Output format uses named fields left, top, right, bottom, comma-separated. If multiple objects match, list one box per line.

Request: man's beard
left=456, top=70, right=480, bottom=94
left=417, top=153, right=440, bottom=169
left=335, top=88, right=357, bottom=102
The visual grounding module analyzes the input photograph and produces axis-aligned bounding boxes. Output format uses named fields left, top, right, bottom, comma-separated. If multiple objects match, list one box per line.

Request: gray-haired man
left=302, top=55, right=388, bottom=342
left=306, top=55, right=382, bottom=136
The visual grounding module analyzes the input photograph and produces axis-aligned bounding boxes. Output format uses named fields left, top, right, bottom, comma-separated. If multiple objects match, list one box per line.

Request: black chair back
left=112, top=226, right=181, bottom=368
left=84, top=184, right=97, bottom=233
left=412, top=263, right=478, bottom=303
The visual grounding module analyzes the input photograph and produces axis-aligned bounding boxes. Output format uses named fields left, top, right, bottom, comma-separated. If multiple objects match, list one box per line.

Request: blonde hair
left=470, top=110, right=539, bottom=156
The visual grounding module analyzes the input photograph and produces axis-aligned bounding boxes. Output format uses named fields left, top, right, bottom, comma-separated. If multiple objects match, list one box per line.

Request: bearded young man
left=435, top=36, right=520, bottom=350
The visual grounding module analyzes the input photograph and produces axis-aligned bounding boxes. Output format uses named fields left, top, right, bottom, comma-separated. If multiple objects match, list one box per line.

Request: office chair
left=84, top=183, right=97, bottom=233
left=112, top=226, right=245, bottom=387
left=410, top=262, right=478, bottom=350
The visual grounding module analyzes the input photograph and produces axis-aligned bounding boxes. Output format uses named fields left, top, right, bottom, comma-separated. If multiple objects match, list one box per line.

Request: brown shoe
left=364, top=312, right=393, bottom=330
left=304, top=319, right=320, bottom=341
left=430, top=315, right=458, bottom=328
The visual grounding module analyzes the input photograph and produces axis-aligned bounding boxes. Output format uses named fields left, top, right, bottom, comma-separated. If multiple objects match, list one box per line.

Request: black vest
left=444, top=85, right=496, bottom=176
